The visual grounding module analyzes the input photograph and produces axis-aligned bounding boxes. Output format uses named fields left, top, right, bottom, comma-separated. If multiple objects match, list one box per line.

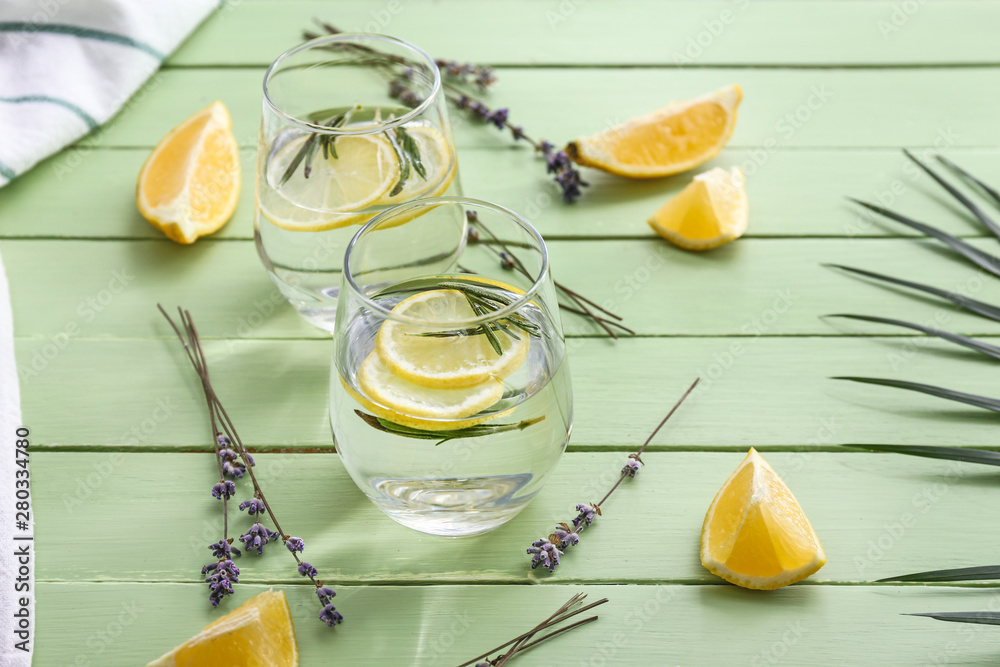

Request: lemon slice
left=259, top=133, right=398, bottom=232
left=648, top=166, right=748, bottom=251
left=358, top=351, right=504, bottom=419
left=701, top=449, right=826, bottom=590
left=146, top=590, right=298, bottom=666
left=376, top=288, right=530, bottom=389
left=136, top=101, right=241, bottom=244
left=377, top=125, right=456, bottom=205
left=566, top=84, right=742, bottom=178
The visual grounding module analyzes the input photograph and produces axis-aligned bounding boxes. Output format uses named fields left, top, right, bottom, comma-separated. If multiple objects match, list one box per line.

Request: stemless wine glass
left=330, top=197, right=573, bottom=537
left=255, top=34, right=460, bottom=332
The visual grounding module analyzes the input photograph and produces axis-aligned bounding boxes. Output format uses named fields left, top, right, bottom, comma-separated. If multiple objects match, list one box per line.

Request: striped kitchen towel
left=0, top=0, right=219, bottom=188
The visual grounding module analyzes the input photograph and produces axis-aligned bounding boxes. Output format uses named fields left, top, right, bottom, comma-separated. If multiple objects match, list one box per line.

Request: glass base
left=292, top=302, right=339, bottom=334
left=369, top=474, right=536, bottom=537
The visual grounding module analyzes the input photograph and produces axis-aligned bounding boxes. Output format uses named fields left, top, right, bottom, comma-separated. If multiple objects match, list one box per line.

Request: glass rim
left=262, top=32, right=442, bottom=136
left=343, top=196, right=551, bottom=327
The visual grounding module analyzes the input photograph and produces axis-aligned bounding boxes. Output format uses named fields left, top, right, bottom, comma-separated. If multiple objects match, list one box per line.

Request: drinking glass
left=330, top=197, right=573, bottom=537
left=255, top=33, right=460, bottom=332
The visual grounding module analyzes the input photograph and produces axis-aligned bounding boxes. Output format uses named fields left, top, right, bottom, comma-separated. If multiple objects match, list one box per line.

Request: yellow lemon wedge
left=648, top=166, right=748, bottom=251
left=566, top=84, right=742, bottom=178
left=701, top=449, right=826, bottom=590
left=137, top=101, right=241, bottom=244
left=259, top=133, right=398, bottom=232
left=376, top=287, right=530, bottom=389
left=145, top=590, right=298, bottom=667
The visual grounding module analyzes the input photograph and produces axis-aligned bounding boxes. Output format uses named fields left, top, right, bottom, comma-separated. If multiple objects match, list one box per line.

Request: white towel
left=0, top=252, right=30, bottom=667
left=0, top=0, right=219, bottom=187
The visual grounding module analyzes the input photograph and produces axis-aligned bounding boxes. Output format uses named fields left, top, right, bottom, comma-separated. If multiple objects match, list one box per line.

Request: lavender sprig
left=458, top=593, right=607, bottom=667
left=465, top=210, right=633, bottom=339
left=528, top=378, right=700, bottom=572
left=304, top=21, right=589, bottom=203
left=158, top=305, right=343, bottom=627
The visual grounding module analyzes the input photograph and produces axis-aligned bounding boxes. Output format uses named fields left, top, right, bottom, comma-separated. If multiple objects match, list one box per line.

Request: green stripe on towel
left=0, top=96, right=99, bottom=131
left=0, top=160, right=16, bottom=182
left=0, top=22, right=164, bottom=60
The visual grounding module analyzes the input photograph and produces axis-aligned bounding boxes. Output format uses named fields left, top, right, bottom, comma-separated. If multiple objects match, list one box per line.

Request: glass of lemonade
left=255, top=34, right=459, bottom=332
left=330, top=197, right=573, bottom=537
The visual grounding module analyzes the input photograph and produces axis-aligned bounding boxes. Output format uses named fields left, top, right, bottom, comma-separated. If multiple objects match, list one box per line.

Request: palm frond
left=825, top=264, right=1000, bottom=324
left=847, top=199, right=1000, bottom=278
left=832, top=376, right=1000, bottom=413
left=904, top=149, right=1000, bottom=241
left=936, top=155, right=1000, bottom=212
left=825, top=314, right=1000, bottom=361
left=879, top=565, right=1000, bottom=583
left=844, top=443, right=1000, bottom=466
left=907, top=612, right=1000, bottom=626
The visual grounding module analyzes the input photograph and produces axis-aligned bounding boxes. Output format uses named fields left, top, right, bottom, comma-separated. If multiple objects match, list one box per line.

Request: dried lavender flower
left=238, top=498, right=267, bottom=516
left=203, top=559, right=240, bottom=607
left=285, top=537, right=305, bottom=553
left=526, top=379, right=699, bottom=572
left=239, top=522, right=280, bottom=555
left=211, top=480, right=236, bottom=500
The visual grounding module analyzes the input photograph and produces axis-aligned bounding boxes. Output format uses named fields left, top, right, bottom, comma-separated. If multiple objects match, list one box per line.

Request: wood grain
left=7, top=237, right=1000, bottom=339
left=73, top=68, right=1000, bottom=151
left=167, top=1, right=1000, bottom=67
left=32, top=451, right=1000, bottom=585
left=3, top=147, right=998, bottom=240
left=36, top=582, right=1000, bottom=665
left=17, top=336, right=1000, bottom=449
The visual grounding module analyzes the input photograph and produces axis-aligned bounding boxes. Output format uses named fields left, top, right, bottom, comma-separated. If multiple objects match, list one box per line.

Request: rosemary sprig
left=355, top=410, right=544, bottom=446
left=825, top=314, right=1000, bottom=361
left=466, top=211, right=633, bottom=338
left=457, top=593, right=607, bottom=667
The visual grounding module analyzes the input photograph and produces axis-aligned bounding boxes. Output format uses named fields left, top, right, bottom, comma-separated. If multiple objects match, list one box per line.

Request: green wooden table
left=7, top=1, right=1000, bottom=663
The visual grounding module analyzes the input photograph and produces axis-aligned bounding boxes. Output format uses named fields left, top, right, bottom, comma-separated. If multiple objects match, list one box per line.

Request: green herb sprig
left=355, top=410, right=544, bottom=446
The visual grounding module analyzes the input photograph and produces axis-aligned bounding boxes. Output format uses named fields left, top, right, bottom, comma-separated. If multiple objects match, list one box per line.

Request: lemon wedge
left=648, top=166, right=748, bottom=251
left=136, top=101, right=241, bottom=244
left=146, top=590, right=297, bottom=666
left=566, top=84, right=742, bottom=178
left=376, top=288, right=530, bottom=389
left=701, top=449, right=826, bottom=590
left=259, top=133, right=398, bottom=231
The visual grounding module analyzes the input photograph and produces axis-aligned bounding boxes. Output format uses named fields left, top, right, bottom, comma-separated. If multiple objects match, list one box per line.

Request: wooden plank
left=33, top=451, right=1000, bottom=585
left=4, top=146, right=999, bottom=241
left=17, top=336, right=1000, bottom=449
left=7, top=237, right=1000, bottom=340
left=35, top=582, right=1000, bottom=665
left=167, top=1, right=1000, bottom=67
left=79, top=68, right=998, bottom=150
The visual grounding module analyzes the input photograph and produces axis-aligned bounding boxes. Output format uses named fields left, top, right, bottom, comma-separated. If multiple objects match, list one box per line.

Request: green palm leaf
left=907, top=612, right=1000, bottom=626
left=879, top=566, right=1000, bottom=583
left=937, top=155, right=1000, bottom=212
left=844, top=443, right=1000, bottom=466
left=832, top=376, right=1000, bottom=413
left=826, top=314, right=1000, bottom=361
left=904, top=149, right=1000, bottom=241
left=825, top=264, right=1000, bottom=324
left=847, top=199, right=1000, bottom=278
